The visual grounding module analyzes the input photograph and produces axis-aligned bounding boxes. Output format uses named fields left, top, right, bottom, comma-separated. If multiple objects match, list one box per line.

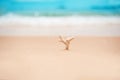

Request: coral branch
left=59, top=36, right=74, bottom=50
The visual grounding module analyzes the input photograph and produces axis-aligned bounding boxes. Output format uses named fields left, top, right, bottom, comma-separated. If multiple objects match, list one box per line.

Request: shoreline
left=0, top=14, right=120, bottom=36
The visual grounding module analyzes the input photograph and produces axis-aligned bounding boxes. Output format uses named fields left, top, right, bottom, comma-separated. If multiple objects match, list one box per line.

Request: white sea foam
left=0, top=13, right=120, bottom=36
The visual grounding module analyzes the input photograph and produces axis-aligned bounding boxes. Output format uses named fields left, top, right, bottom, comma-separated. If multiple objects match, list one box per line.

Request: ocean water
left=0, top=13, right=120, bottom=36
left=0, top=0, right=120, bottom=36
left=0, top=0, right=120, bottom=16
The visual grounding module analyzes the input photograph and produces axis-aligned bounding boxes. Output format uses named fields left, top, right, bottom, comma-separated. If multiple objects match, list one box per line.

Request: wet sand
left=0, top=36, right=120, bottom=80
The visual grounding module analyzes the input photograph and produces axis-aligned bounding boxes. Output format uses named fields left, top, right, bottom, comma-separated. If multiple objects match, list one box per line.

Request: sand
left=0, top=36, right=120, bottom=80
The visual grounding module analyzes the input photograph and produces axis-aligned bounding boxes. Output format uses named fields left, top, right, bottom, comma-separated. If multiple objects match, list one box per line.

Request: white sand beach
left=0, top=36, right=120, bottom=80
left=0, top=14, right=120, bottom=80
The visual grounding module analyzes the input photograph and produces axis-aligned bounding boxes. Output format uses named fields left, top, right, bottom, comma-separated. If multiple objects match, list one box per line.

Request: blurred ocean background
left=0, top=0, right=120, bottom=16
left=0, top=0, right=120, bottom=36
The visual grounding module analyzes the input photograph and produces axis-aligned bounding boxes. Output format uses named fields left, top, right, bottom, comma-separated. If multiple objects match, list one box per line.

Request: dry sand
left=0, top=36, right=120, bottom=80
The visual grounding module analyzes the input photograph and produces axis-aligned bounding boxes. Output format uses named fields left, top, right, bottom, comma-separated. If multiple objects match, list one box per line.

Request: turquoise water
left=0, top=0, right=120, bottom=16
